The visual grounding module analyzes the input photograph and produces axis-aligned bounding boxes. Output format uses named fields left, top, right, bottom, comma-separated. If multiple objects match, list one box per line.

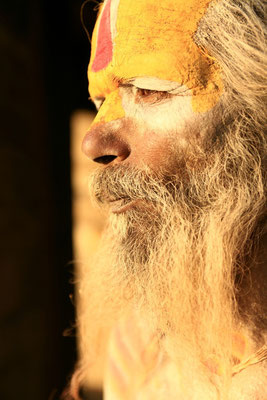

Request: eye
left=134, top=87, right=172, bottom=104
left=137, top=88, right=157, bottom=97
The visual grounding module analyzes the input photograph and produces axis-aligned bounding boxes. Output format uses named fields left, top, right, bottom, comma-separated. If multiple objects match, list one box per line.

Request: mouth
left=109, top=198, right=141, bottom=214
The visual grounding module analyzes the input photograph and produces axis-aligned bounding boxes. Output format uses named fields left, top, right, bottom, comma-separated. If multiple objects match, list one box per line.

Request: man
left=67, top=0, right=267, bottom=398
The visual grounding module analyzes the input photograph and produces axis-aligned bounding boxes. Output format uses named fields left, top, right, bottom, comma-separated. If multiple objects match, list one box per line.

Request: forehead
left=88, top=0, right=222, bottom=112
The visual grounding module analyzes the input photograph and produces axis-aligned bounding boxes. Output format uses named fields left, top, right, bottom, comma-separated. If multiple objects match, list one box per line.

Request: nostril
left=93, top=155, right=117, bottom=164
left=82, top=128, right=131, bottom=164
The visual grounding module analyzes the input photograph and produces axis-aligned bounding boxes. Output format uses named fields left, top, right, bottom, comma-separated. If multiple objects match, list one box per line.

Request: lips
left=109, top=198, right=140, bottom=214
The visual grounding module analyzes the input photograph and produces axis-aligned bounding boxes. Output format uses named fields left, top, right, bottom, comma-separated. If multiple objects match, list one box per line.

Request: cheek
left=121, top=93, right=218, bottom=170
left=138, top=131, right=174, bottom=168
left=127, top=116, right=183, bottom=171
left=122, top=94, right=206, bottom=151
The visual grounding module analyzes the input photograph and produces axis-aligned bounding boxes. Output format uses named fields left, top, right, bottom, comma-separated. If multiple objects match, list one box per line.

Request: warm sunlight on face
left=70, top=2, right=267, bottom=400
left=88, top=0, right=223, bottom=114
left=83, top=0, right=224, bottom=174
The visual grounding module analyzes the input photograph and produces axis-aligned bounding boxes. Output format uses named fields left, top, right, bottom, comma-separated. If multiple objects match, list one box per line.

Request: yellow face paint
left=88, top=0, right=223, bottom=123
left=93, top=89, right=125, bottom=124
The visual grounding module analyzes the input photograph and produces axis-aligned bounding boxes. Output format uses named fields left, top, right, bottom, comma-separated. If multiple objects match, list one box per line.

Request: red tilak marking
left=92, top=0, right=113, bottom=72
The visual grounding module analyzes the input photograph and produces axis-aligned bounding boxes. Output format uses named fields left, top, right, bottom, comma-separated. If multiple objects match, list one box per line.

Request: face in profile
left=82, top=0, right=223, bottom=173
left=82, top=0, right=227, bottom=265
left=76, top=1, right=266, bottom=398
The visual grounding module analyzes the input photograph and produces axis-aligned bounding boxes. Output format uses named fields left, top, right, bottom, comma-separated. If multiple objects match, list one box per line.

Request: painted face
left=83, top=0, right=223, bottom=171
left=88, top=0, right=222, bottom=119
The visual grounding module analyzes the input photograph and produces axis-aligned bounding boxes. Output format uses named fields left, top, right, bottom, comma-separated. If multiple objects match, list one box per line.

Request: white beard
left=77, top=122, right=266, bottom=399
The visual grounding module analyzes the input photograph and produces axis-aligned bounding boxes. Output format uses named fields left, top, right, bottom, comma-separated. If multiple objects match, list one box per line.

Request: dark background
left=0, top=1, right=98, bottom=399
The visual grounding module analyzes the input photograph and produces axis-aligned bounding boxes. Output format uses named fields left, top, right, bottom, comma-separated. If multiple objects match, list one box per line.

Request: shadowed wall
left=0, top=0, right=97, bottom=398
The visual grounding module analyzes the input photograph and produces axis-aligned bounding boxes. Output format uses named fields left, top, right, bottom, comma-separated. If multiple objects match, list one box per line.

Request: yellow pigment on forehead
left=88, top=0, right=223, bottom=122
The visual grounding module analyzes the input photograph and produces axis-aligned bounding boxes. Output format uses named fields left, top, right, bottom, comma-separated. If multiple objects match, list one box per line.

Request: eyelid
left=119, top=83, right=168, bottom=96
left=121, top=77, right=188, bottom=93
left=122, top=82, right=161, bottom=89
left=119, top=82, right=190, bottom=96
left=91, top=83, right=191, bottom=110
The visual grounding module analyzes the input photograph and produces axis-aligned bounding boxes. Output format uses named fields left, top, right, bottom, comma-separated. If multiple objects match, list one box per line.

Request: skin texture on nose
left=88, top=0, right=223, bottom=126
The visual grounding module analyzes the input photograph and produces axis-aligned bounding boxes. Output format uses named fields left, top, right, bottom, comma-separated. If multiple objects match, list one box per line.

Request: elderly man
left=67, top=0, right=266, bottom=399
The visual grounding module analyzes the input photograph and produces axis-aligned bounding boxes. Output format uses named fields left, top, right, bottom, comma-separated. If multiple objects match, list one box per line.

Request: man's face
left=82, top=0, right=223, bottom=191
left=77, top=2, right=266, bottom=395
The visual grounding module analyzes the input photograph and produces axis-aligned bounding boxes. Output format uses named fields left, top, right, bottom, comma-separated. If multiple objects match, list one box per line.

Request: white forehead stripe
left=109, top=0, right=120, bottom=42
left=94, top=0, right=119, bottom=47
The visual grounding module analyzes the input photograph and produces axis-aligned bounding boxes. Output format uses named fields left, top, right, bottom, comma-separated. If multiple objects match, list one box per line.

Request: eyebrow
left=122, top=76, right=186, bottom=93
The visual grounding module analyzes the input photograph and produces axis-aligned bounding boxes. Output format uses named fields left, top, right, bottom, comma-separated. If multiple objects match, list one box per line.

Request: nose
left=82, top=123, right=131, bottom=165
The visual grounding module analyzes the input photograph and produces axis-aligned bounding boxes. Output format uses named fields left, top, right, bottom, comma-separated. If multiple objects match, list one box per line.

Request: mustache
left=88, top=165, right=184, bottom=205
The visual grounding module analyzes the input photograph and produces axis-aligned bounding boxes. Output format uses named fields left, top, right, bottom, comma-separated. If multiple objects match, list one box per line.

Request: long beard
left=76, top=122, right=266, bottom=398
